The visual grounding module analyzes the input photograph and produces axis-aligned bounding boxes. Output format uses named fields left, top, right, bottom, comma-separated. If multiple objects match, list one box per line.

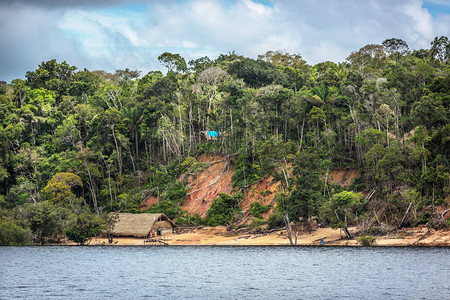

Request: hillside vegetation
left=0, top=37, right=449, bottom=245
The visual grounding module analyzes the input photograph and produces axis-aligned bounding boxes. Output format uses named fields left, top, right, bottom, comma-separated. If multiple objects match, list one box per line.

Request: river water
left=1, top=246, right=449, bottom=299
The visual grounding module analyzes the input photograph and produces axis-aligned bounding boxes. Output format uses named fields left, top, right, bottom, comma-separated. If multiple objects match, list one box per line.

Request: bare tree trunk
left=308, top=211, right=312, bottom=234
left=189, top=101, right=193, bottom=153
left=284, top=214, right=294, bottom=246
left=282, top=158, right=290, bottom=188
left=299, top=119, right=305, bottom=152
left=230, top=108, right=233, bottom=135
left=177, top=97, right=184, bottom=156
left=110, top=124, right=122, bottom=175
left=342, top=226, right=353, bottom=239
left=399, top=202, right=413, bottom=228
left=102, top=157, right=114, bottom=210
left=85, top=162, right=98, bottom=214
left=128, top=146, right=136, bottom=174
left=135, top=129, right=139, bottom=158
left=386, top=119, right=390, bottom=148
left=324, top=168, right=329, bottom=198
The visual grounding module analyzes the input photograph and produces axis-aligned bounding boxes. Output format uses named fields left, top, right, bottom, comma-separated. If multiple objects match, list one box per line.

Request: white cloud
left=402, top=0, right=435, bottom=46
left=1, top=0, right=450, bottom=82
left=434, top=13, right=450, bottom=35
left=241, top=0, right=274, bottom=17
left=59, top=9, right=147, bottom=51
left=0, top=3, right=88, bottom=81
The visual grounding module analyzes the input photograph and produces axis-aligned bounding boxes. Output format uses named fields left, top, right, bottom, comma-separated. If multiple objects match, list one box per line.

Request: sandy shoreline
left=85, top=226, right=449, bottom=247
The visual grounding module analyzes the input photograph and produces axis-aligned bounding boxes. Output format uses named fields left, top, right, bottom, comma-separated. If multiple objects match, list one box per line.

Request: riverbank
left=88, top=226, right=450, bottom=246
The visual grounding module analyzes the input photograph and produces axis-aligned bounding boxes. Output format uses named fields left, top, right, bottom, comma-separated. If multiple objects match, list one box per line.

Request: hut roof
left=113, top=213, right=175, bottom=238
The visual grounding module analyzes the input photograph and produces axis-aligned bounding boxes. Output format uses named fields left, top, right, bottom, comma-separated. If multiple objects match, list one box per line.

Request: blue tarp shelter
left=207, top=131, right=221, bottom=138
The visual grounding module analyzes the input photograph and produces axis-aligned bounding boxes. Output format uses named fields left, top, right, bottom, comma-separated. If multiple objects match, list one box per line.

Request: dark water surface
left=1, top=246, right=449, bottom=299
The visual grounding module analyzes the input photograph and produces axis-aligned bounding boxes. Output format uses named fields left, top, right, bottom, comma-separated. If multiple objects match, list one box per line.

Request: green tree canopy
left=65, top=212, right=104, bottom=245
left=43, top=172, right=83, bottom=205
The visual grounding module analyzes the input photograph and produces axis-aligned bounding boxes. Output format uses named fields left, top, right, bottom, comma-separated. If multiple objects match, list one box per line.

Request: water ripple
left=0, top=246, right=449, bottom=299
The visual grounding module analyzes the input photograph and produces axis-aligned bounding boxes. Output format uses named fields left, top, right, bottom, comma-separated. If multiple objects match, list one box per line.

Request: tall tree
left=158, top=52, right=187, bottom=73
left=430, top=36, right=449, bottom=62
left=382, top=38, right=409, bottom=63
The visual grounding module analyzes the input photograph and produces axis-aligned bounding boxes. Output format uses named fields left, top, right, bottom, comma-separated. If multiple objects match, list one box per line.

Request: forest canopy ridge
left=0, top=37, right=449, bottom=245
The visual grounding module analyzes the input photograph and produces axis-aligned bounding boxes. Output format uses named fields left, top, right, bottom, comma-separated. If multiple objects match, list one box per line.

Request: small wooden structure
left=113, top=213, right=175, bottom=238
left=200, top=130, right=222, bottom=141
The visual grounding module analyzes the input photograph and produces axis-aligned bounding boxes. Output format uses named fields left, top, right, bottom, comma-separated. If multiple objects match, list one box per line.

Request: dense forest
left=0, top=37, right=449, bottom=245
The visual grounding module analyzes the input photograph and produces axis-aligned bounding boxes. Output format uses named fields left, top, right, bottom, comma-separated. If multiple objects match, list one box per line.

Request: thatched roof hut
left=113, top=213, right=175, bottom=238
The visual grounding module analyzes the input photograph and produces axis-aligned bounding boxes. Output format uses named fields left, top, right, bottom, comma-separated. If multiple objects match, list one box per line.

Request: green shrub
left=417, top=211, right=432, bottom=224
left=175, top=213, right=205, bottom=226
left=166, top=181, right=188, bottom=203
left=361, top=225, right=390, bottom=236
left=250, top=218, right=266, bottom=228
left=0, top=221, right=31, bottom=246
left=143, top=180, right=188, bottom=219
left=27, top=201, right=69, bottom=245
left=143, top=200, right=183, bottom=220
left=350, top=175, right=366, bottom=192
left=65, top=213, right=105, bottom=245
left=359, top=235, right=376, bottom=247
left=249, top=202, right=271, bottom=219
left=232, top=151, right=260, bottom=188
left=207, top=193, right=242, bottom=226
left=267, top=209, right=284, bottom=229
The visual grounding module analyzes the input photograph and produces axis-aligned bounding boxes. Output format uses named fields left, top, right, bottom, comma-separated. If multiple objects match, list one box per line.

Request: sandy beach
left=88, top=226, right=450, bottom=247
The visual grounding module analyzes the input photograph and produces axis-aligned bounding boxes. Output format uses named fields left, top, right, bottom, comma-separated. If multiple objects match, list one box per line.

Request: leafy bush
left=359, top=235, right=376, bottom=246
left=361, top=224, right=390, bottom=236
left=417, top=211, right=432, bottom=225
left=143, top=200, right=184, bottom=220
left=147, top=159, right=193, bottom=193
left=267, top=209, right=284, bottom=229
left=207, top=193, right=242, bottom=226
left=250, top=218, right=266, bottom=228
left=232, top=151, right=260, bottom=188
left=350, top=175, right=367, bottom=192
left=175, top=213, right=205, bottom=226
left=143, top=181, right=188, bottom=219
left=249, top=202, right=271, bottom=219
left=319, top=190, right=363, bottom=229
left=166, top=181, right=188, bottom=204
left=26, top=201, right=70, bottom=245
left=65, top=213, right=105, bottom=245
left=0, top=221, right=31, bottom=246
left=116, top=192, right=141, bottom=213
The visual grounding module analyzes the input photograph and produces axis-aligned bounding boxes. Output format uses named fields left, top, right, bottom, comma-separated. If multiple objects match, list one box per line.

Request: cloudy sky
left=1, top=0, right=449, bottom=82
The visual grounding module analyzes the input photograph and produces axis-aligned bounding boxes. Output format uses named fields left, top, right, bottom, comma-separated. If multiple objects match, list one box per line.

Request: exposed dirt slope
left=328, top=168, right=360, bottom=187
left=141, top=155, right=285, bottom=220
left=141, top=195, right=159, bottom=209
left=141, top=155, right=364, bottom=222
left=239, top=177, right=282, bottom=222
left=181, top=154, right=234, bottom=217
left=182, top=155, right=286, bottom=220
left=140, top=154, right=234, bottom=214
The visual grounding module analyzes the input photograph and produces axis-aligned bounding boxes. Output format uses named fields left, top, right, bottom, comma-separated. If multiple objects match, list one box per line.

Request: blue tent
left=207, top=131, right=221, bottom=138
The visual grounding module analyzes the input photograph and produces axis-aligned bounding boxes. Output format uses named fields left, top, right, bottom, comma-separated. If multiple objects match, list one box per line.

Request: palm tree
left=311, top=82, right=329, bottom=103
